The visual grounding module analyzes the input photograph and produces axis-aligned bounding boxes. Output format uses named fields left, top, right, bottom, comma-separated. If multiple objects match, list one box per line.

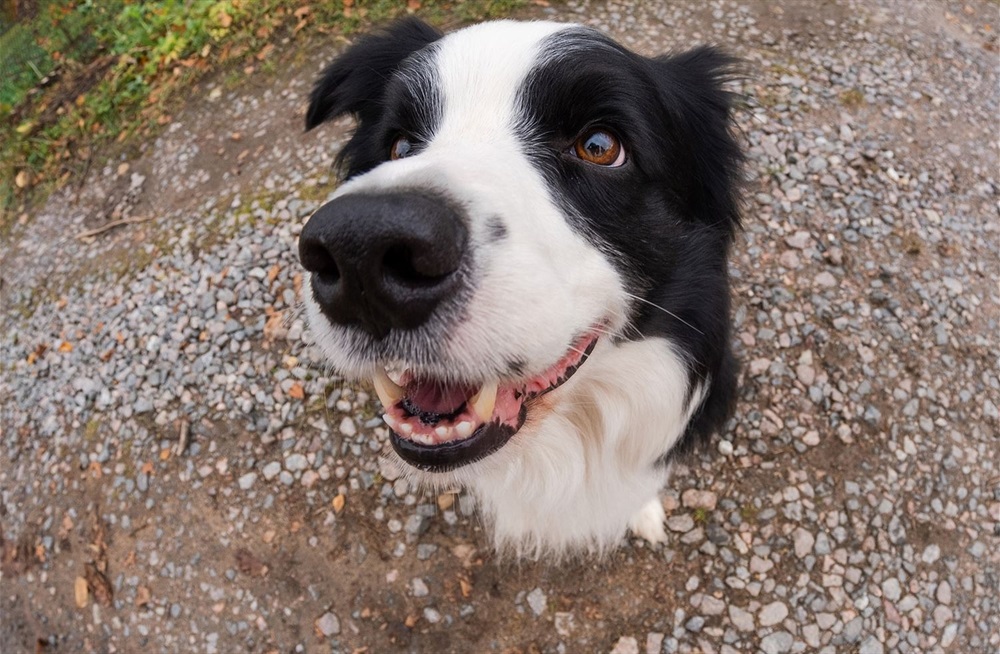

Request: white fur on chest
left=397, top=336, right=703, bottom=558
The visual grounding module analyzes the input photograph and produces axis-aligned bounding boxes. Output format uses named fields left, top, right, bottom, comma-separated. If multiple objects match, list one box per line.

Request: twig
left=75, top=215, right=154, bottom=240
left=174, top=419, right=190, bottom=457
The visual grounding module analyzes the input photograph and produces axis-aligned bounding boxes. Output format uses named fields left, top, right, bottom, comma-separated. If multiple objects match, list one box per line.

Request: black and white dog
left=299, top=18, right=743, bottom=557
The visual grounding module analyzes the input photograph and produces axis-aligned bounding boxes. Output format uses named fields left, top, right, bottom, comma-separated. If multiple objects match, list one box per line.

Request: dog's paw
left=628, top=498, right=668, bottom=545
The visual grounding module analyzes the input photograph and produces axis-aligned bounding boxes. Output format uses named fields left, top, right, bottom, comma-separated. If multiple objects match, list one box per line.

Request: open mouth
left=371, top=331, right=600, bottom=472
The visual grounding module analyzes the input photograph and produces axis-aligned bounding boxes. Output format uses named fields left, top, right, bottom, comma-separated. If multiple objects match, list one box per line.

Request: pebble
left=758, top=601, right=788, bottom=627
left=526, top=588, right=546, bottom=616
left=315, top=612, right=340, bottom=637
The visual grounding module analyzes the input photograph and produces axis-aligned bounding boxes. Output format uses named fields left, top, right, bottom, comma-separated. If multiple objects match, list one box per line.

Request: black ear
left=651, top=47, right=745, bottom=234
left=305, top=17, right=442, bottom=131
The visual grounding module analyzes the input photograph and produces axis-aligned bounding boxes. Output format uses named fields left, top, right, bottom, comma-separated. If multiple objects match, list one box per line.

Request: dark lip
left=387, top=337, right=598, bottom=472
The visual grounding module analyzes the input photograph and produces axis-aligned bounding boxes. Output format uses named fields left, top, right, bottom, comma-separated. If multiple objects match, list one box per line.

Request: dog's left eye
left=572, top=129, right=626, bottom=167
left=390, top=136, right=415, bottom=161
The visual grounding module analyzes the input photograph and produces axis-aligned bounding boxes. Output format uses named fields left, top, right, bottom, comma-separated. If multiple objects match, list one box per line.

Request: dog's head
left=299, top=19, right=742, bottom=473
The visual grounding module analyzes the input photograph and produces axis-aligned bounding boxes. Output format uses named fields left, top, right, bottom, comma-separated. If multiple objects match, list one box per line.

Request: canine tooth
left=456, top=421, right=475, bottom=438
left=469, top=381, right=498, bottom=422
left=372, top=368, right=405, bottom=408
left=383, top=414, right=399, bottom=430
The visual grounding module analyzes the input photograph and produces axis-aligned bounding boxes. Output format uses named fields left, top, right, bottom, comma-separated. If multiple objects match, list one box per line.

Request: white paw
left=628, top=498, right=668, bottom=545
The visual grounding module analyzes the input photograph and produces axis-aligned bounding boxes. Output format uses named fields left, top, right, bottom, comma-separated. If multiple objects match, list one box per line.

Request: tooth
left=399, top=422, right=412, bottom=436
left=383, top=414, right=399, bottom=431
left=435, top=426, right=451, bottom=439
left=470, top=381, right=498, bottom=422
left=372, top=368, right=405, bottom=408
left=456, top=421, right=474, bottom=438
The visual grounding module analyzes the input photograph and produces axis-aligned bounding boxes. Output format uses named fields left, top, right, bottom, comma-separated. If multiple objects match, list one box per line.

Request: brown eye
left=391, top=136, right=414, bottom=161
left=573, top=130, right=624, bottom=166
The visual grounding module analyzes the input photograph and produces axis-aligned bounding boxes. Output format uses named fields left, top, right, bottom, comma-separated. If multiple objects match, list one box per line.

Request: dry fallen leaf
left=332, top=494, right=345, bottom=513
left=288, top=382, right=305, bottom=400
left=74, top=576, right=89, bottom=608
left=58, top=341, right=73, bottom=353
left=84, top=563, right=114, bottom=607
left=135, top=585, right=151, bottom=607
left=218, top=11, right=233, bottom=27
left=294, top=5, right=311, bottom=19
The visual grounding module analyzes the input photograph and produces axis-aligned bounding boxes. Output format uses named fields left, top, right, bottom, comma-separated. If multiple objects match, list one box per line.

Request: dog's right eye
left=390, top=136, right=414, bottom=161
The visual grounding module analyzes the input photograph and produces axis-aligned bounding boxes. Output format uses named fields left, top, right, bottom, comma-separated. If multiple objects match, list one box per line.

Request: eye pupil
left=574, top=130, right=623, bottom=166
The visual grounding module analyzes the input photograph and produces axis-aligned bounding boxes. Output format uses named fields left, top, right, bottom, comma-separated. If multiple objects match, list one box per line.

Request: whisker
left=623, top=293, right=704, bottom=336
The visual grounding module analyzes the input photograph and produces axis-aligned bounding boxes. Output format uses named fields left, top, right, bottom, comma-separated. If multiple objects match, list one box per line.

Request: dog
left=299, top=18, right=743, bottom=557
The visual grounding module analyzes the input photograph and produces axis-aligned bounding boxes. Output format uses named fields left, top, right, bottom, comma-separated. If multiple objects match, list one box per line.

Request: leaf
left=58, top=341, right=74, bottom=353
left=294, top=6, right=311, bottom=19
left=135, top=585, right=151, bottom=607
left=407, top=0, right=421, bottom=9
left=15, top=121, right=35, bottom=135
left=218, top=11, right=233, bottom=28
left=332, top=494, right=345, bottom=513
left=84, top=563, right=113, bottom=606
left=74, top=577, right=89, bottom=608
left=288, top=382, right=305, bottom=400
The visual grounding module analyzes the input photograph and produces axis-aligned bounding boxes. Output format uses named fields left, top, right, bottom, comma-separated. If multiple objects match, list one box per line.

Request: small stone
left=881, top=578, right=901, bottom=602
left=285, top=453, right=307, bottom=472
left=262, top=462, right=281, bottom=481
left=667, top=515, right=695, bottom=532
left=759, top=601, right=788, bottom=627
left=815, top=271, right=837, bottom=287
left=423, top=607, right=441, bottom=624
left=700, top=596, right=725, bottom=615
left=645, top=632, right=665, bottom=654
left=779, top=250, right=801, bottom=268
left=610, top=636, right=639, bottom=654
left=858, top=636, right=884, bottom=654
left=411, top=578, right=429, bottom=598
left=792, top=527, right=814, bottom=558
left=760, top=631, right=793, bottom=654
left=338, top=416, right=356, bottom=436
left=684, top=616, right=705, bottom=632
left=681, top=489, right=718, bottom=511
left=315, top=612, right=340, bottom=637
left=237, top=473, right=257, bottom=490
left=785, top=231, right=812, bottom=249
left=728, top=606, right=754, bottom=631
left=526, top=587, right=546, bottom=616
left=921, top=544, right=941, bottom=564
left=936, top=580, right=951, bottom=605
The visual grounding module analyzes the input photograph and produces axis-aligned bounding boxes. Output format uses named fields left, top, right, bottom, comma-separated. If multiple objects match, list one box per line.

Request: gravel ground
left=2, top=0, right=998, bottom=652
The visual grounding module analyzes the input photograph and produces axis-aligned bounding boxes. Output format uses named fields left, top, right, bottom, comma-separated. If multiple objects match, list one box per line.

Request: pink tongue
left=405, top=379, right=475, bottom=414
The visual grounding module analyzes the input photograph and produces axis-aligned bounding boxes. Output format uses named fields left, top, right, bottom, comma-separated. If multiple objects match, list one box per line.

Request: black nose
left=298, top=192, right=468, bottom=338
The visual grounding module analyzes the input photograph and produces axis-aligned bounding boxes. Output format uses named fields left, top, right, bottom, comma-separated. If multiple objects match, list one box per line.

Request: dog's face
left=300, top=19, right=741, bottom=474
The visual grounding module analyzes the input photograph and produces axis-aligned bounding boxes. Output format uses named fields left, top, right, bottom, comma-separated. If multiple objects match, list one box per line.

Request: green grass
left=1, top=0, right=527, bottom=234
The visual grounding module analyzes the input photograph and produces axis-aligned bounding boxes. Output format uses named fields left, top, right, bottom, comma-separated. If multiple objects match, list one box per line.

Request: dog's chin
left=366, top=330, right=601, bottom=473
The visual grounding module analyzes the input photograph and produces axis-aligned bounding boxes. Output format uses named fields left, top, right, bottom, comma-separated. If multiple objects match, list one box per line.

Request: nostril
left=301, top=243, right=340, bottom=284
left=382, top=244, right=448, bottom=287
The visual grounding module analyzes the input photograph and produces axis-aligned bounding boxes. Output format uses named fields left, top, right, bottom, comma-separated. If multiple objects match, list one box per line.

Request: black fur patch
left=518, top=30, right=744, bottom=450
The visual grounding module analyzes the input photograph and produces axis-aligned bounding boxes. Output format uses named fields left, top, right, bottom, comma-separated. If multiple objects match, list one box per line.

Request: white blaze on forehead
left=431, top=20, right=570, bottom=142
